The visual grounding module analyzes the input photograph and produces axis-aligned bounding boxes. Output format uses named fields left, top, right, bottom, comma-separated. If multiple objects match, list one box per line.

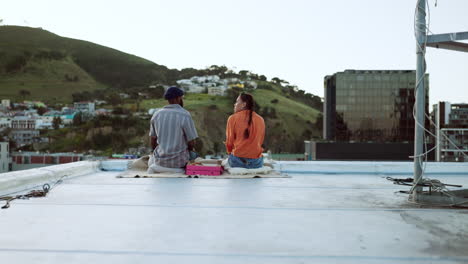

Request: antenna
left=412, top=0, right=468, bottom=205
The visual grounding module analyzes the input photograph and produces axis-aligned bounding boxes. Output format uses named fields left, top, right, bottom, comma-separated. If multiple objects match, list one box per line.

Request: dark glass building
left=324, top=70, right=429, bottom=143
left=448, top=104, right=468, bottom=127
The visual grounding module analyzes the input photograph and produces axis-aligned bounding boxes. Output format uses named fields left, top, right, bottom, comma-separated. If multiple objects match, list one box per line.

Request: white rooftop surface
left=1, top=160, right=468, bottom=264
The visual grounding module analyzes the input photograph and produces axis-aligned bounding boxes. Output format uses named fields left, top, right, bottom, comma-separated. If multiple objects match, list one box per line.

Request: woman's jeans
left=228, top=154, right=263, bottom=169
left=189, top=151, right=198, bottom=161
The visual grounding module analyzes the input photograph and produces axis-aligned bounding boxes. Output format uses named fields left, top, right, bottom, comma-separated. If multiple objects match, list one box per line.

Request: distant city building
left=95, top=108, right=112, bottom=116
left=324, top=70, right=429, bottom=143
left=36, top=121, right=53, bottom=130
left=94, top=100, right=107, bottom=106
left=1, top=99, right=11, bottom=109
left=11, top=130, right=40, bottom=147
left=207, top=87, right=226, bottom=96
left=433, top=102, right=468, bottom=162
left=245, top=81, right=258, bottom=89
left=0, top=117, right=12, bottom=130
left=119, top=93, right=130, bottom=99
left=11, top=109, right=38, bottom=118
left=8, top=116, right=51, bottom=130
left=11, top=116, right=36, bottom=130
left=74, top=101, right=95, bottom=112
left=448, top=104, right=468, bottom=127
left=137, top=92, right=150, bottom=99
left=176, top=75, right=234, bottom=94
left=0, top=142, right=12, bottom=173
left=42, top=111, right=76, bottom=125
left=316, top=70, right=431, bottom=161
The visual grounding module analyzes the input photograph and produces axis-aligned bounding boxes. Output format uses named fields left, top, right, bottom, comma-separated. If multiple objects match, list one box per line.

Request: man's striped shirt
left=149, top=104, right=198, bottom=168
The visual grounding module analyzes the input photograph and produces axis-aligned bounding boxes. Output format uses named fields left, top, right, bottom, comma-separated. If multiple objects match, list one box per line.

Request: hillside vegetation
left=0, top=26, right=169, bottom=101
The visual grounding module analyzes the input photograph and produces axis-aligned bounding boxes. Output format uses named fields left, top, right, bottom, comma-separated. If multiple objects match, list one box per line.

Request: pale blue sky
left=2, top=0, right=468, bottom=106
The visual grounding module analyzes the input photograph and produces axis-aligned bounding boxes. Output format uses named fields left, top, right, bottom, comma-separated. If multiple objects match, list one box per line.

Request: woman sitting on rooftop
left=225, top=92, right=265, bottom=169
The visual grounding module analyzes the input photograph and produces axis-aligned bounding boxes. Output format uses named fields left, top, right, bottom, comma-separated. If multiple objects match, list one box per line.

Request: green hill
left=0, top=26, right=171, bottom=102
left=1, top=26, right=323, bottom=154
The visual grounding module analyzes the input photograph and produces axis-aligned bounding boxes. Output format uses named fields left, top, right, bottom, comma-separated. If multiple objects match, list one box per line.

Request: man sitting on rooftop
left=148, top=86, right=198, bottom=172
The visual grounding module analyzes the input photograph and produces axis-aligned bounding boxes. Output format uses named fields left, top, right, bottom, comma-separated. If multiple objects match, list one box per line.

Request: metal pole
left=436, top=103, right=440, bottom=162
left=414, top=0, right=426, bottom=195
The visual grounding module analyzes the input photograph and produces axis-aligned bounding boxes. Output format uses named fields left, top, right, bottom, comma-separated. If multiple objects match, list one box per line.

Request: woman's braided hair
left=239, top=92, right=255, bottom=139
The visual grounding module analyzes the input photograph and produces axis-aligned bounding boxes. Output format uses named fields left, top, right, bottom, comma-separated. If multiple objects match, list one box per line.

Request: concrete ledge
left=277, top=161, right=468, bottom=176
left=0, top=161, right=100, bottom=196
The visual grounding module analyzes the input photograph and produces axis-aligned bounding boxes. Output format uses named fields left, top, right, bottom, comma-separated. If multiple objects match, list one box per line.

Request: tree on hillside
left=147, top=86, right=165, bottom=99
left=239, top=70, right=250, bottom=78
left=271, top=77, right=283, bottom=85
left=19, top=89, right=31, bottom=100
left=207, top=65, right=228, bottom=77
left=107, top=93, right=122, bottom=106
left=6, top=55, right=27, bottom=73
left=35, top=106, right=48, bottom=115
left=72, top=91, right=93, bottom=102
left=73, top=112, right=83, bottom=126
left=52, top=116, right=62, bottom=130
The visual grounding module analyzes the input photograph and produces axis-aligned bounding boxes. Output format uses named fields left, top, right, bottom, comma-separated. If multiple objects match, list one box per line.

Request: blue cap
left=164, top=86, right=184, bottom=100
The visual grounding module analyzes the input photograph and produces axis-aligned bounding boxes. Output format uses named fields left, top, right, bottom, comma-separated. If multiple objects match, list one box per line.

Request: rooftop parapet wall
left=277, top=161, right=468, bottom=176
left=0, top=161, right=99, bottom=196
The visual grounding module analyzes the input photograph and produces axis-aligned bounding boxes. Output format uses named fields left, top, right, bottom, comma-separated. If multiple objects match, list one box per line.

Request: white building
left=36, top=119, right=53, bottom=130
left=1, top=99, right=11, bottom=109
left=0, top=142, right=11, bottom=173
left=177, top=75, right=224, bottom=94
left=74, top=102, right=95, bottom=112
left=0, top=117, right=12, bottom=130
left=245, top=80, right=258, bottom=89
left=119, top=93, right=130, bottom=99
left=42, top=112, right=76, bottom=126
left=208, top=86, right=227, bottom=96
left=11, top=116, right=36, bottom=130
left=11, top=130, right=41, bottom=147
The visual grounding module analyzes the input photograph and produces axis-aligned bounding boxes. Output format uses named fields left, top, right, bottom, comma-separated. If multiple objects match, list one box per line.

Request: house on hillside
left=0, top=115, right=12, bottom=130
left=95, top=109, right=112, bottom=116
left=208, top=87, right=226, bottom=96
left=11, top=130, right=41, bottom=147
left=74, top=101, right=95, bottom=113
left=9, top=116, right=48, bottom=146
left=1, top=99, right=11, bottom=109
left=11, top=116, right=37, bottom=130
left=177, top=75, right=225, bottom=94
left=119, top=93, right=130, bottom=99
left=43, top=111, right=76, bottom=126
left=138, top=92, right=150, bottom=99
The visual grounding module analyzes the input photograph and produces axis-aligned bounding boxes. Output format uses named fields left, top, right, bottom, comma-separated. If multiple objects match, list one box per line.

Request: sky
left=1, top=0, right=468, bottom=106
